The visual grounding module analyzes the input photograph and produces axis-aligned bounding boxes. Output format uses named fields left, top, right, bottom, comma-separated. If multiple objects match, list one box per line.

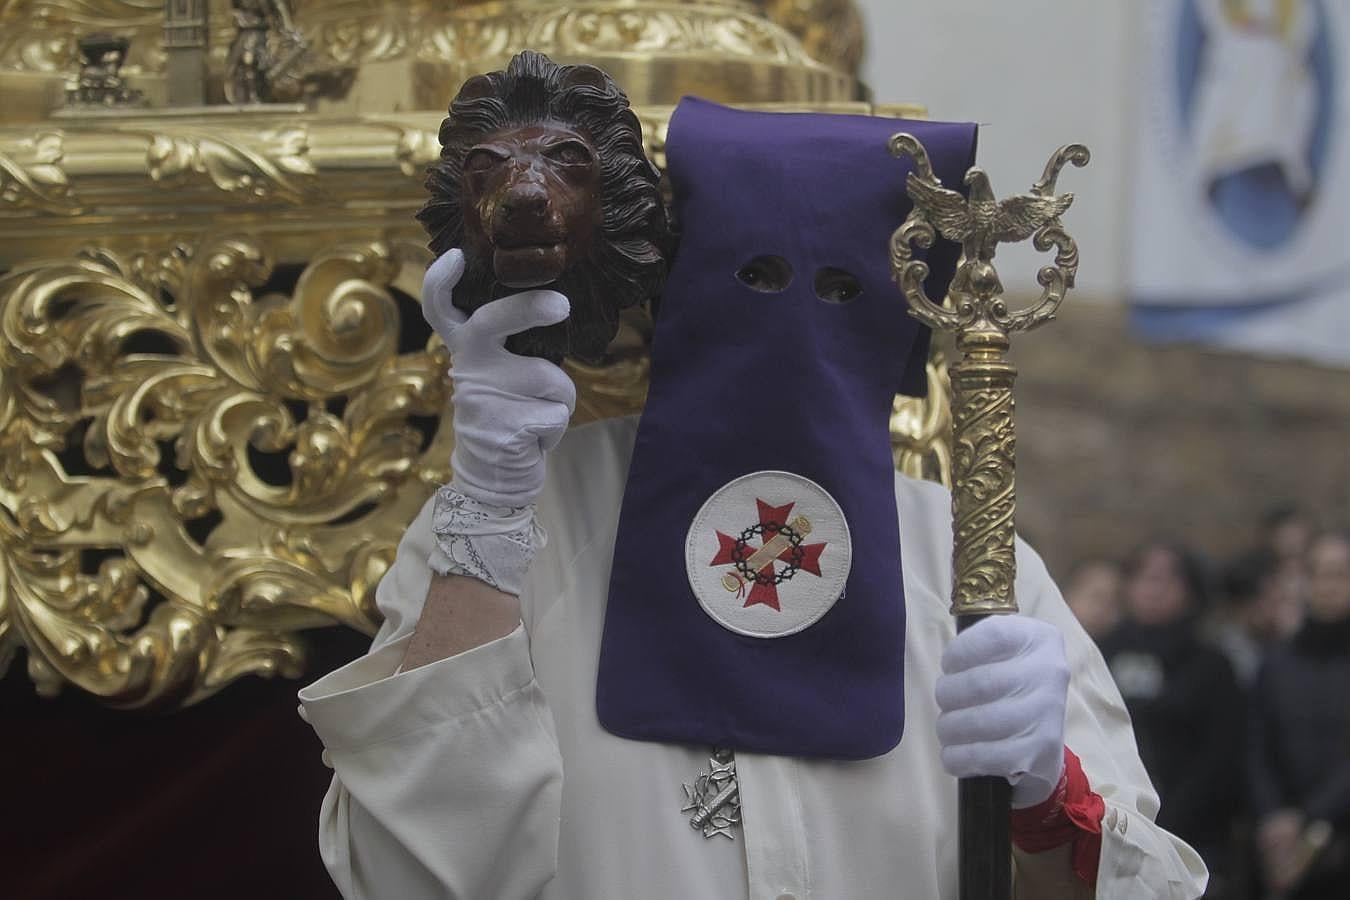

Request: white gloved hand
left=935, top=614, right=1070, bottom=808
left=422, top=249, right=577, bottom=509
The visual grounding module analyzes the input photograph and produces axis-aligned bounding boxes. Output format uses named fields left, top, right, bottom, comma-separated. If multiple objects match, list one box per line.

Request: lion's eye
left=814, top=266, right=864, bottom=304
left=465, top=149, right=503, bottom=173
left=735, top=255, right=793, bottom=293
left=548, top=141, right=593, bottom=166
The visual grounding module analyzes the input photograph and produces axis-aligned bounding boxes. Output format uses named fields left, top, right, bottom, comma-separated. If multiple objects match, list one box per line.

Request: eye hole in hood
left=735, top=255, right=793, bottom=293
left=814, top=267, right=864, bottom=305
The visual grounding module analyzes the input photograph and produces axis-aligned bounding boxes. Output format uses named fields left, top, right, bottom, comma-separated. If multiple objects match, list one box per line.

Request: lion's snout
left=488, top=177, right=569, bottom=289
left=491, top=178, right=565, bottom=249
left=500, top=180, right=551, bottom=226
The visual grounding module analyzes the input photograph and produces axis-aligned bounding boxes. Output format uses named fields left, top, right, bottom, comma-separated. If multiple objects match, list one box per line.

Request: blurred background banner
left=1129, top=0, right=1350, bottom=365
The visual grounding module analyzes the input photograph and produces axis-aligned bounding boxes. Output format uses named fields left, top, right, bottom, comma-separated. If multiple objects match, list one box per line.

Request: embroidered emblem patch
left=685, top=471, right=852, bottom=638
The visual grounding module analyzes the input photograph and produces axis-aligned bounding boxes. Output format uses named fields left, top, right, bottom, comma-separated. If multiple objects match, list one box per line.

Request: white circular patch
left=685, top=470, right=852, bottom=639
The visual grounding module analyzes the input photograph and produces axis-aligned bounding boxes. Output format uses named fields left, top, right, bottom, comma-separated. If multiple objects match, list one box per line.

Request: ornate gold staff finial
left=889, top=134, right=1088, bottom=900
left=888, top=135, right=1089, bottom=619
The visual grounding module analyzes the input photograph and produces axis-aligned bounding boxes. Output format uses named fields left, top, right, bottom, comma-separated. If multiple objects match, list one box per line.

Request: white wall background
left=854, top=1, right=1134, bottom=299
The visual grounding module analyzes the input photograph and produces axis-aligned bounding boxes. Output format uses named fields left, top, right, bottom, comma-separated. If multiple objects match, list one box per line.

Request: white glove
left=935, top=614, right=1070, bottom=808
left=422, top=249, right=577, bottom=509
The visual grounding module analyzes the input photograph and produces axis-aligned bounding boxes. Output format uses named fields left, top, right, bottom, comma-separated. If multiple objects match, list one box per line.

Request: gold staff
left=888, top=135, right=1090, bottom=900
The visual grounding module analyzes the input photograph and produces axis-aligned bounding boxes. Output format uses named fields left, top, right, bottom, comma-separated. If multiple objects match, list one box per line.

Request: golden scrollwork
left=891, top=355, right=952, bottom=486
left=414, top=1, right=833, bottom=67
left=409, top=1, right=854, bottom=109
left=0, top=1, right=860, bottom=121
left=0, top=0, right=163, bottom=73
left=0, top=236, right=452, bottom=706
left=889, top=135, right=1088, bottom=617
left=145, top=126, right=318, bottom=202
left=0, top=131, right=81, bottom=215
left=565, top=308, right=654, bottom=422
left=0, top=107, right=917, bottom=247
left=0, top=1, right=864, bottom=76
left=394, top=124, right=440, bottom=178
left=756, top=0, right=864, bottom=79
left=945, top=380, right=1018, bottom=616
left=307, top=13, right=409, bottom=68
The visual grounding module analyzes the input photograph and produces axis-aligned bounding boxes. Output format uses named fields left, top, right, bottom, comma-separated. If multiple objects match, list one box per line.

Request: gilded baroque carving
left=307, top=15, right=407, bottom=69
left=891, top=357, right=953, bottom=487
left=0, top=236, right=450, bottom=706
left=0, top=118, right=465, bottom=224
left=755, top=0, right=864, bottom=76
left=145, top=127, right=318, bottom=203
left=395, top=126, right=440, bottom=179
left=0, top=0, right=861, bottom=91
left=0, top=131, right=82, bottom=214
left=556, top=9, right=697, bottom=55
left=948, top=383, right=1018, bottom=610
left=0, top=0, right=163, bottom=73
left=416, top=3, right=821, bottom=67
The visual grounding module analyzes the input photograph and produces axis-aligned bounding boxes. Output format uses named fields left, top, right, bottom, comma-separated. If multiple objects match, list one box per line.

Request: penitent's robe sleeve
left=296, top=497, right=563, bottom=900
left=1013, top=536, right=1210, bottom=898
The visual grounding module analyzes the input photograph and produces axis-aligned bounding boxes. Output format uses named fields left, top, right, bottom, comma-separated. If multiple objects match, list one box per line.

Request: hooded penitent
left=598, top=97, right=977, bottom=759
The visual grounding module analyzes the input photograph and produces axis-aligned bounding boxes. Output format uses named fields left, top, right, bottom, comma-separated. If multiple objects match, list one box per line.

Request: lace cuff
left=428, top=485, right=545, bottom=597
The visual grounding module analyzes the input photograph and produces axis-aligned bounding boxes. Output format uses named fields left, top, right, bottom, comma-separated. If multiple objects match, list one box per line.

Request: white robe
left=299, top=416, right=1208, bottom=899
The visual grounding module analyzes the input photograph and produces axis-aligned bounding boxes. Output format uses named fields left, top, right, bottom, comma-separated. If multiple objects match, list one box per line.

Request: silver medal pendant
left=681, top=748, right=742, bottom=839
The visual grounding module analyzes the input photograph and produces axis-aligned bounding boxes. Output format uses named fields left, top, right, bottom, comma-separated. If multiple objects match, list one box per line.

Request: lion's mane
left=417, top=50, right=669, bottom=362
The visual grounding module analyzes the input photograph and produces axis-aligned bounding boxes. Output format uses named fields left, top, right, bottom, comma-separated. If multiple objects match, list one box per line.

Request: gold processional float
left=0, top=1, right=1081, bottom=729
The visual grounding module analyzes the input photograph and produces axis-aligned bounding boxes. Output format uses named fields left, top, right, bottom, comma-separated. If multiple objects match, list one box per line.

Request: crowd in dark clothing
left=1063, top=510, right=1350, bottom=900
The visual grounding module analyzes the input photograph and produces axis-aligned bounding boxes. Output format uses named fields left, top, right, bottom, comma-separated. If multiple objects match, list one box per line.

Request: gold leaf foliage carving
left=146, top=128, right=319, bottom=204
left=755, top=0, right=865, bottom=76
left=949, top=383, right=1017, bottom=611
left=307, top=11, right=410, bottom=68
left=564, top=308, right=654, bottom=423
left=0, top=0, right=862, bottom=102
left=891, top=355, right=953, bottom=487
left=0, top=0, right=162, bottom=73
left=416, top=3, right=822, bottom=67
left=0, top=237, right=450, bottom=707
left=0, top=131, right=81, bottom=215
left=395, top=127, right=440, bottom=179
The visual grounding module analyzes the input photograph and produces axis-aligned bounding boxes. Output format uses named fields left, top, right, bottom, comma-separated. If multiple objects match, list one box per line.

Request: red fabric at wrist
left=1009, top=746, right=1105, bottom=885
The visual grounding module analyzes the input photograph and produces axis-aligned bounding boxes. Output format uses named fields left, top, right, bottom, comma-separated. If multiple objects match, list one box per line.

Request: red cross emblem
left=709, top=499, right=829, bottom=611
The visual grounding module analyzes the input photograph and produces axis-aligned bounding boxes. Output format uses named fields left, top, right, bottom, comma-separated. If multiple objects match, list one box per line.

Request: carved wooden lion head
left=418, top=50, right=670, bottom=363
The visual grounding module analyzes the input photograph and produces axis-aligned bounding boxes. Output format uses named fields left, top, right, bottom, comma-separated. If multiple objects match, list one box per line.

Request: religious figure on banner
left=1192, top=0, right=1319, bottom=200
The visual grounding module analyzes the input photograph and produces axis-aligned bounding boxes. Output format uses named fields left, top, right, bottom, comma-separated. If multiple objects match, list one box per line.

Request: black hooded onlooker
left=1063, top=557, right=1123, bottom=643
left=1211, top=547, right=1287, bottom=687
left=1099, top=541, right=1245, bottom=898
left=1259, top=503, right=1313, bottom=640
left=1249, top=531, right=1350, bottom=900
